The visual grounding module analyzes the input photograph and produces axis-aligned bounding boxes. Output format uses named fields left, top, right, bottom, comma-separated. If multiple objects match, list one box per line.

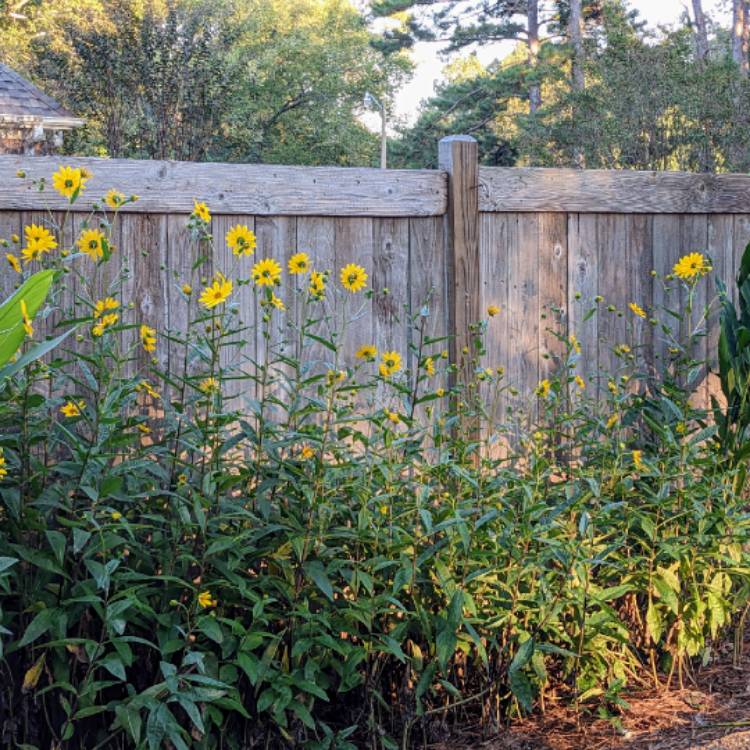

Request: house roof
left=0, top=63, right=84, bottom=130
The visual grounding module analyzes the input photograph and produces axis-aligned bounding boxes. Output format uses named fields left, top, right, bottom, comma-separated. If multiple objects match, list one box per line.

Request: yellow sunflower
left=226, top=224, right=256, bottom=256
left=197, top=591, right=217, bottom=608
left=269, top=293, right=285, bottom=311
left=574, top=374, right=586, bottom=390
left=424, top=356, right=436, bottom=376
left=24, top=224, right=57, bottom=252
left=629, top=302, right=646, bottom=318
left=192, top=201, right=211, bottom=223
left=487, top=304, right=500, bottom=317
left=379, top=351, right=402, bottom=378
left=536, top=379, right=551, bottom=398
left=673, top=252, right=710, bottom=280
left=199, top=274, right=233, bottom=309
left=339, top=263, right=368, bottom=293
left=355, top=344, right=377, bottom=361
left=252, top=258, right=282, bottom=287
left=199, top=376, right=219, bottom=393
left=0, top=448, right=6, bottom=479
left=93, top=297, right=119, bottom=318
left=6, top=253, right=21, bottom=273
left=105, top=189, right=126, bottom=209
left=92, top=313, right=118, bottom=337
left=77, top=229, right=106, bottom=261
left=140, top=324, right=157, bottom=353
left=60, top=400, right=85, bottom=417
left=309, top=270, right=326, bottom=298
left=288, top=252, right=311, bottom=275
left=52, top=165, right=85, bottom=201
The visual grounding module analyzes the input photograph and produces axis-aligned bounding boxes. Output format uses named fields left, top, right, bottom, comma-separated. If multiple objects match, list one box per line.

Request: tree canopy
left=0, top=0, right=411, bottom=164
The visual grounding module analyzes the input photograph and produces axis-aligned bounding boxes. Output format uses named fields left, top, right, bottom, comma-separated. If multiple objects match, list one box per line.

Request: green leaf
left=18, top=608, right=58, bottom=648
left=646, top=600, right=663, bottom=644
left=0, top=269, right=55, bottom=368
left=0, top=557, right=18, bottom=574
left=0, top=325, right=77, bottom=381
left=304, top=560, right=334, bottom=601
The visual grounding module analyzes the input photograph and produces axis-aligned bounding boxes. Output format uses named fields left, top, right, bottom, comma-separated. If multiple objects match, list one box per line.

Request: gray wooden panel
left=478, top=212, right=511, bottom=428
left=212, top=214, right=258, bottom=406
left=538, top=212, right=568, bottom=383
left=0, top=211, right=21, bottom=302
left=567, top=213, right=599, bottom=392
left=0, top=156, right=446, bottom=217
left=480, top=167, right=750, bottom=214
left=409, top=216, right=449, bottom=401
left=296, top=216, right=335, bottom=375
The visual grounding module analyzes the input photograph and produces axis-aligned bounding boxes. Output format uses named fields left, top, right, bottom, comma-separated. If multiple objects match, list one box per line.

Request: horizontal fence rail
left=0, top=155, right=447, bottom=217
left=4, top=139, right=750, bottom=418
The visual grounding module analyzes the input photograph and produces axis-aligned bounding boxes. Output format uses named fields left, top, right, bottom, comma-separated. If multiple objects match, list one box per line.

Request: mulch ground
left=436, top=641, right=750, bottom=750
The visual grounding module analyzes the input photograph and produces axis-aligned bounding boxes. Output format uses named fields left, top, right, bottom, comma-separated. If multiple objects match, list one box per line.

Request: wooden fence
left=1, top=139, right=750, bottom=411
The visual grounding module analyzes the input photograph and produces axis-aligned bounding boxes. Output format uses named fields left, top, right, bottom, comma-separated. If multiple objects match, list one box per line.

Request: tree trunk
left=691, top=0, right=709, bottom=62
left=569, top=0, right=585, bottom=167
left=528, top=0, right=541, bottom=112
left=733, top=0, right=747, bottom=74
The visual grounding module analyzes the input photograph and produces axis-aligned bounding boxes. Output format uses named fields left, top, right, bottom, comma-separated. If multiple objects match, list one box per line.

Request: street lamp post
left=364, top=91, right=387, bottom=169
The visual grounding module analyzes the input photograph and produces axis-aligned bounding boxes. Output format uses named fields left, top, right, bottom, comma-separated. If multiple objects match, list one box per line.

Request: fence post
left=439, top=135, right=480, bottom=394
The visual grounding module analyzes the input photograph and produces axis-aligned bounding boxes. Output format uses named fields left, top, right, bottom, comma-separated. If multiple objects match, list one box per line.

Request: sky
left=388, top=0, right=731, bottom=125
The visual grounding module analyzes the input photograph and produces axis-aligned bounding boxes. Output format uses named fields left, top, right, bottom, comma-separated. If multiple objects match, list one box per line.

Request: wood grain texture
left=439, top=136, right=480, bottom=391
left=0, top=155, right=446, bottom=217
left=479, top=167, right=750, bottom=214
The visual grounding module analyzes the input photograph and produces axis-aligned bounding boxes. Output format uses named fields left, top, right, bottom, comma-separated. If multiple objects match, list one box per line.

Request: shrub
left=0, top=168, right=748, bottom=749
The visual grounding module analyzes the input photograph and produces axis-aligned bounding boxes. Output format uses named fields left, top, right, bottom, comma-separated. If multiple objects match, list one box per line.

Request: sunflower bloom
left=105, top=189, right=126, bottom=209
left=136, top=380, right=160, bottom=399
left=60, top=400, right=85, bottom=417
left=93, top=297, right=119, bottom=318
left=6, top=253, right=21, bottom=273
left=20, top=299, right=33, bottom=337
left=52, top=165, right=84, bottom=201
left=536, top=379, right=551, bottom=399
left=629, top=302, right=646, bottom=318
left=632, top=450, right=645, bottom=472
left=309, top=270, right=326, bottom=298
left=0, top=448, right=6, bottom=479
left=197, top=591, right=217, bottom=608
left=140, top=324, right=157, bottom=352
left=288, top=252, right=311, bottom=275
left=379, top=351, right=402, bottom=378
left=574, top=374, right=585, bottom=390
left=199, top=377, right=219, bottom=394
left=424, top=357, right=436, bottom=376
left=300, top=445, right=315, bottom=460
left=384, top=409, right=401, bottom=424
left=339, top=263, right=368, bottom=293
left=77, top=229, right=106, bottom=261
left=24, top=224, right=57, bottom=253
left=226, top=224, right=255, bottom=255
left=673, top=252, right=710, bottom=280
left=355, top=344, right=377, bottom=361
left=192, top=201, right=211, bottom=223
left=269, top=293, right=285, bottom=311
left=199, top=274, right=233, bottom=309
left=487, top=304, right=500, bottom=317
left=252, top=258, right=282, bottom=287
left=92, top=313, right=118, bottom=337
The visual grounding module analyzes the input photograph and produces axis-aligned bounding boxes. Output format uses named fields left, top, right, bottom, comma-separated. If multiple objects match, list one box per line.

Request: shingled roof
left=0, top=62, right=84, bottom=129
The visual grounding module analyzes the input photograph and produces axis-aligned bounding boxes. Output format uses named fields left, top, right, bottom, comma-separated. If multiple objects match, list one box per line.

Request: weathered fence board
left=0, top=156, right=447, bottom=217
left=479, top=166, right=750, bottom=214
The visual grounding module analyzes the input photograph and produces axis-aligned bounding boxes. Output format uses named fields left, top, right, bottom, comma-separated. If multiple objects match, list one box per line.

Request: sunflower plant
left=0, top=170, right=748, bottom=750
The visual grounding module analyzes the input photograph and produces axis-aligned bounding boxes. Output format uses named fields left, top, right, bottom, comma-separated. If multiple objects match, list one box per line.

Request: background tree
left=0, top=0, right=410, bottom=164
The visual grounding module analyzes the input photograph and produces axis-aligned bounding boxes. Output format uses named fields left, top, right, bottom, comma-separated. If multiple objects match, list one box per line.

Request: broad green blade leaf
left=0, top=269, right=55, bottom=367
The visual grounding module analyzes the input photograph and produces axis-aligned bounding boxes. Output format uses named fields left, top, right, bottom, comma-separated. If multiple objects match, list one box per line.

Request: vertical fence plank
left=296, top=216, right=335, bottom=372
left=567, top=213, right=599, bottom=393
left=211, top=214, right=257, bottom=405
left=439, top=136, right=480, bottom=390
left=538, top=213, right=568, bottom=384
left=334, top=218, right=374, bottom=369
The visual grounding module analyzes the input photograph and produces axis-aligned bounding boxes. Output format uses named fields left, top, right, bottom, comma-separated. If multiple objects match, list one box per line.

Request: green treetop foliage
left=387, top=0, right=750, bottom=171
left=0, top=0, right=411, bottom=165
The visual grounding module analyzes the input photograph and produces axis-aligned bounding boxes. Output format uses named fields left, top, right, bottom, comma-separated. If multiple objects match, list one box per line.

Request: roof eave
left=0, top=114, right=85, bottom=130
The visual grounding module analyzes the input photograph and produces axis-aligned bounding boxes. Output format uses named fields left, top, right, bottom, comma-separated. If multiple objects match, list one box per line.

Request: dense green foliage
left=0, top=0, right=409, bottom=165
left=1, top=168, right=749, bottom=749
